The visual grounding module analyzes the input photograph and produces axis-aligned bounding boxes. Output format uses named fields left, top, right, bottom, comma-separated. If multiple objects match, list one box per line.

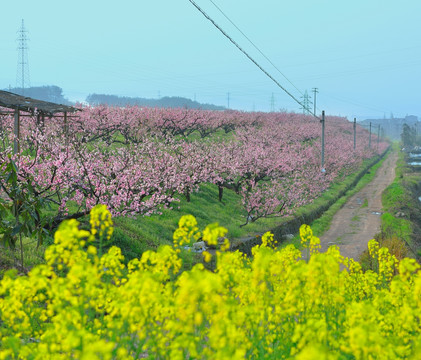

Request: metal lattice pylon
left=16, top=19, right=30, bottom=96
left=300, top=90, right=312, bottom=115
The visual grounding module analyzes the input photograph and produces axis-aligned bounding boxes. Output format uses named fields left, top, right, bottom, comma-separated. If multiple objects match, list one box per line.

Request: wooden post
left=13, top=109, right=20, bottom=154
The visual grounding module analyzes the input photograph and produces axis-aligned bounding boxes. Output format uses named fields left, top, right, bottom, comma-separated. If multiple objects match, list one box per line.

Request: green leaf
left=11, top=223, right=23, bottom=236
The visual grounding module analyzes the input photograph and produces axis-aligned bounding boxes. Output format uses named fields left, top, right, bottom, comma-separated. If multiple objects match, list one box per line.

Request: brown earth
left=319, top=151, right=398, bottom=260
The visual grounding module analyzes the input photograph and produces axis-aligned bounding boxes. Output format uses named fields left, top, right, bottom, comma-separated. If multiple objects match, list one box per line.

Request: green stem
left=19, top=232, right=24, bottom=272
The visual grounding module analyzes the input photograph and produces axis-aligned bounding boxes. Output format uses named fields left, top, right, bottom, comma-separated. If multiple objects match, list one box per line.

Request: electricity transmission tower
left=16, top=19, right=30, bottom=95
left=300, top=90, right=312, bottom=115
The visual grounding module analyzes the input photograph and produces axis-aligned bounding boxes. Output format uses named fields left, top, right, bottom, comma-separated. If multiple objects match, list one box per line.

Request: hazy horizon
left=1, top=0, right=420, bottom=120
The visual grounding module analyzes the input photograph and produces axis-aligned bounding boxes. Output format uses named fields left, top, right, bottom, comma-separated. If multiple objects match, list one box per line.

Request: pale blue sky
left=1, top=0, right=420, bottom=119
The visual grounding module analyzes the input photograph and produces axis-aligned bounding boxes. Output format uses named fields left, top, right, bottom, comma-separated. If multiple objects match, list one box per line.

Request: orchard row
left=0, top=106, right=388, bottom=226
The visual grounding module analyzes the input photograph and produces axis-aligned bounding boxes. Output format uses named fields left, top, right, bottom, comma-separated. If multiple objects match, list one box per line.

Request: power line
left=187, top=0, right=311, bottom=114
left=208, top=0, right=304, bottom=97
left=321, top=92, right=389, bottom=114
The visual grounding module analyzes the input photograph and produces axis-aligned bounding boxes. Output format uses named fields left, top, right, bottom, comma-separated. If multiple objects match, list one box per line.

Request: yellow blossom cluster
left=0, top=207, right=420, bottom=359
left=90, top=204, right=114, bottom=242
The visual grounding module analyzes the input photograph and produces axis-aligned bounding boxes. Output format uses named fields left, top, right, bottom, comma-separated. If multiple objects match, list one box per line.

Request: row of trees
left=0, top=106, right=388, bottom=243
left=5, top=85, right=70, bottom=104
left=401, top=123, right=421, bottom=148
left=85, top=94, right=225, bottom=110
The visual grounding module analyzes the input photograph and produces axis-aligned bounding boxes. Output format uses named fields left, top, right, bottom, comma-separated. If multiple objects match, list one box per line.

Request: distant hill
left=5, top=86, right=71, bottom=105
left=85, top=93, right=225, bottom=110
left=2, top=86, right=226, bottom=110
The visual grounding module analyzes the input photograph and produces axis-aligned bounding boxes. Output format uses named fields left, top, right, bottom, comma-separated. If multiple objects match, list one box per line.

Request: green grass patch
left=0, top=237, right=46, bottom=278
left=112, top=182, right=302, bottom=259
left=380, top=212, right=412, bottom=244
left=382, top=182, right=408, bottom=212
left=377, top=145, right=421, bottom=253
left=351, top=214, right=361, bottom=222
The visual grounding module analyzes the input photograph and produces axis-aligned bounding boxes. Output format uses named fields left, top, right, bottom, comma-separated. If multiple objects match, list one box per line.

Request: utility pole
left=353, top=118, right=356, bottom=151
left=227, top=92, right=230, bottom=109
left=312, top=87, right=319, bottom=117
left=321, top=110, right=325, bottom=171
left=377, top=124, right=380, bottom=149
left=369, top=122, right=372, bottom=149
left=270, top=92, right=275, bottom=112
left=16, top=19, right=30, bottom=95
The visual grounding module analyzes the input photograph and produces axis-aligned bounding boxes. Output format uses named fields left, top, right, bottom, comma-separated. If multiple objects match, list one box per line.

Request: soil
left=319, top=151, right=398, bottom=260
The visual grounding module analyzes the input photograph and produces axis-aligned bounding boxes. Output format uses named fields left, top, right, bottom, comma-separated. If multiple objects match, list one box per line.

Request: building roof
left=0, top=90, right=79, bottom=115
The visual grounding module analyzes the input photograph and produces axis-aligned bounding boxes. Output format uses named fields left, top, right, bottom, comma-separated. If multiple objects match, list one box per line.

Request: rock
left=192, top=241, right=206, bottom=252
left=203, top=237, right=228, bottom=250
left=218, top=237, right=227, bottom=244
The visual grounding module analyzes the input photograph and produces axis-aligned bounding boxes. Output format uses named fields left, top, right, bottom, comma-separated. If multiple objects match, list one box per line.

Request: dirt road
left=319, top=151, right=398, bottom=260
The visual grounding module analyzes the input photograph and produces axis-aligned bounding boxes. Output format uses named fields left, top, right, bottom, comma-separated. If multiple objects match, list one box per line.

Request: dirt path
left=319, top=151, right=398, bottom=260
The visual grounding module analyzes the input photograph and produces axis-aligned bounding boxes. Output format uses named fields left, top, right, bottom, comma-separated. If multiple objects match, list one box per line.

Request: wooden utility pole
left=369, top=122, right=372, bottom=149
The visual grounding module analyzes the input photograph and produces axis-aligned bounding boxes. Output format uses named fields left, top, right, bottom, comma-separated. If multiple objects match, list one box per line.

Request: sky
left=0, top=0, right=420, bottom=120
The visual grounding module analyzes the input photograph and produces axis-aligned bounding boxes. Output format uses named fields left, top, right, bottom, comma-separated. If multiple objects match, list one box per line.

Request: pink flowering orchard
left=0, top=106, right=388, bottom=227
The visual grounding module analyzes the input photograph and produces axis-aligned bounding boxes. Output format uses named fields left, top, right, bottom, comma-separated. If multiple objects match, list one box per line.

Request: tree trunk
left=185, top=188, right=191, bottom=203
